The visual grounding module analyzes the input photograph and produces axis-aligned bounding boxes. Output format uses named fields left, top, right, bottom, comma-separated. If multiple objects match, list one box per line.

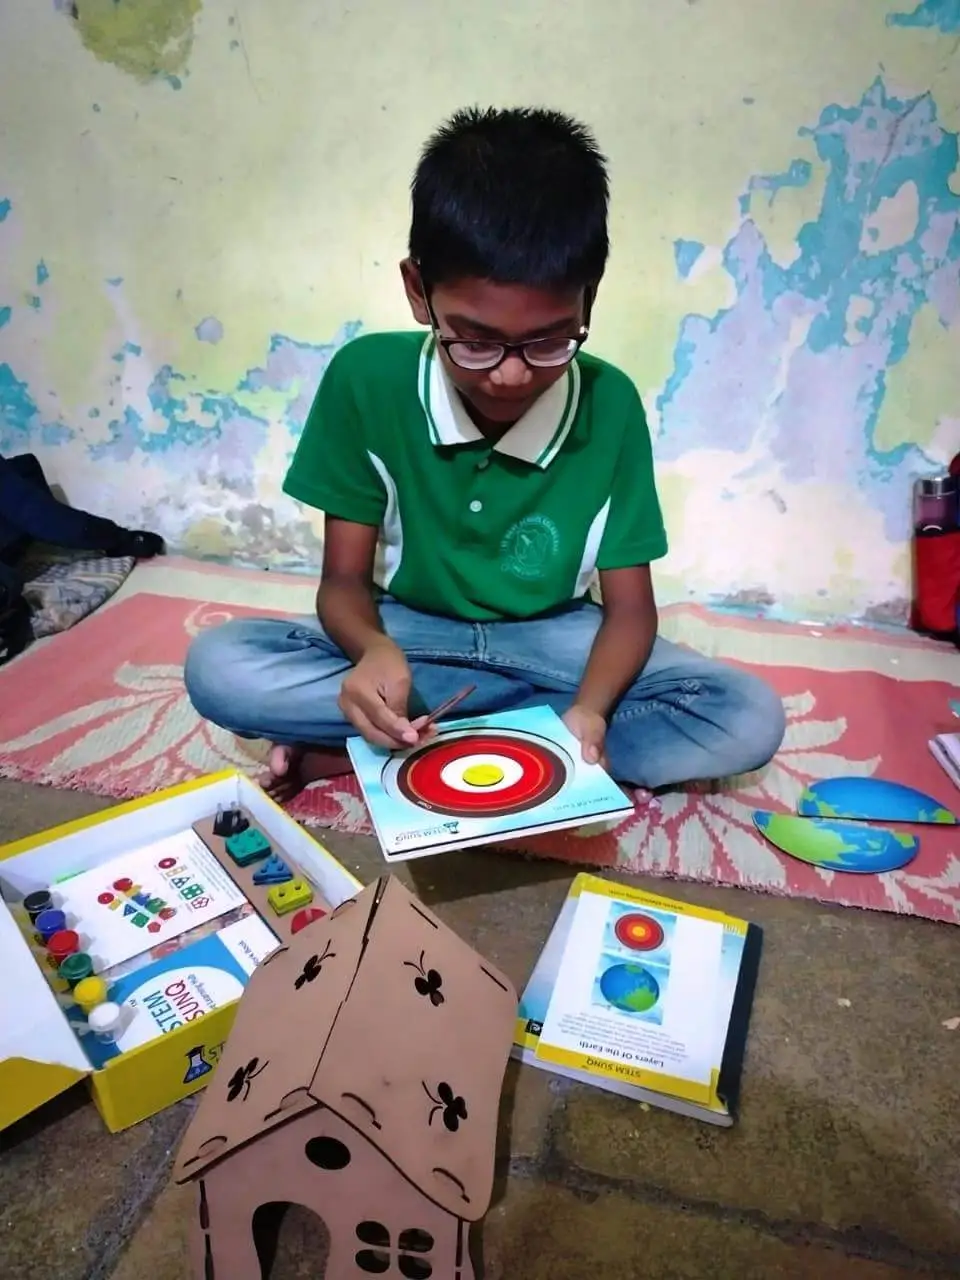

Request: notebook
left=929, top=731, right=960, bottom=792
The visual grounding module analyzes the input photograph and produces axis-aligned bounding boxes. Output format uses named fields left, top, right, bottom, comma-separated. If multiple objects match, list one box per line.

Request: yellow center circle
left=461, top=763, right=505, bottom=788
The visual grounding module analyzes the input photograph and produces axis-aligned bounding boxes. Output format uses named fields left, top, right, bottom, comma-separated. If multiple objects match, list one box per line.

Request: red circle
left=158, top=857, right=177, bottom=870
left=396, top=733, right=566, bottom=818
left=98, top=892, right=114, bottom=905
left=614, top=913, right=664, bottom=952
left=113, top=878, right=133, bottom=892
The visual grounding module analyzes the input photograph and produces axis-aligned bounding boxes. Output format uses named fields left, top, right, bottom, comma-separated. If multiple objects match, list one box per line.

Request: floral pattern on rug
left=1, top=593, right=958, bottom=923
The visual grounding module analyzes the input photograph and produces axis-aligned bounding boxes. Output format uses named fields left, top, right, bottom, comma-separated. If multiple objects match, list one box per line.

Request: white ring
left=380, top=727, right=574, bottom=813
left=439, top=753, right=525, bottom=793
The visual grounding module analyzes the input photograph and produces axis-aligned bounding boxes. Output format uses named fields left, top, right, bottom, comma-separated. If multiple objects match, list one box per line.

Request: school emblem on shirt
left=500, top=514, right=561, bottom=580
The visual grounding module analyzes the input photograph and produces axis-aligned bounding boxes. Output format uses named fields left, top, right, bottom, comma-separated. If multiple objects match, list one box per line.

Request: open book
left=512, top=873, right=762, bottom=1126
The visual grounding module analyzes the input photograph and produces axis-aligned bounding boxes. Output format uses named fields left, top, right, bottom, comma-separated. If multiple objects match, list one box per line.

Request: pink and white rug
left=1, top=558, right=958, bottom=923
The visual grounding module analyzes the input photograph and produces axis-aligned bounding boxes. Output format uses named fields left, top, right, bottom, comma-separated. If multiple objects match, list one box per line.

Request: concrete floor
left=1, top=777, right=959, bottom=1280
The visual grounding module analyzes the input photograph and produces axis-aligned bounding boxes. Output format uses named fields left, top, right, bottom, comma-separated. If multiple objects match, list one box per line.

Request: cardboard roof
left=174, top=876, right=518, bottom=1220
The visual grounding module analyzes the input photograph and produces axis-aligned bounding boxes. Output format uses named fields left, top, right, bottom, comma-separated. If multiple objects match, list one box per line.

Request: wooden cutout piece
left=225, top=827, right=272, bottom=867
left=174, top=882, right=376, bottom=1183
left=191, top=1103, right=474, bottom=1280
left=310, top=877, right=517, bottom=1219
left=192, top=814, right=333, bottom=942
left=266, top=879, right=314, bottom=917
left=213, top=804, right=249, bottom=838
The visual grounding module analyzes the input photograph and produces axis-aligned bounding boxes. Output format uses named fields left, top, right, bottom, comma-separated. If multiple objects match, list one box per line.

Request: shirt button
left=477, top=457, right=490, bottom=471
left=469, top=499, right=483, bottom=513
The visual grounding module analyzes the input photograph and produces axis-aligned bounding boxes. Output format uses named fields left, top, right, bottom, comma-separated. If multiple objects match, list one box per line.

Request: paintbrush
left=419, top=682, right=477, bottom=728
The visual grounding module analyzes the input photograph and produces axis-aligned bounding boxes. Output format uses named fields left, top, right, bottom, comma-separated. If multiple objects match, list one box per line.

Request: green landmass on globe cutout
left=760, top=813, right=851, bottom=864
left=600, top=962, right=660, bottom=1013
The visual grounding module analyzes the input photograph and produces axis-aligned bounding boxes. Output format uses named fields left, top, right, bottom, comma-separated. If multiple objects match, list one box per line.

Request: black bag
left=0, top=452, right=165, bottom=665
left=0, top=451, right=126, bottom=561
left=0, top=560, right=30, bottom=666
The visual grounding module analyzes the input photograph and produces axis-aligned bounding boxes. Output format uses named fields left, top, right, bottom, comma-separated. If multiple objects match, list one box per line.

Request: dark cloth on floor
left=0, top=452, right=164, bottom=664
left=0, top=452, right=141, bottom=564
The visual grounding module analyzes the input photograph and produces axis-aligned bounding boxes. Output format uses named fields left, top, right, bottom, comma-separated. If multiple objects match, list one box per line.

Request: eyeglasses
left=420, top=288, right=591, bottom=372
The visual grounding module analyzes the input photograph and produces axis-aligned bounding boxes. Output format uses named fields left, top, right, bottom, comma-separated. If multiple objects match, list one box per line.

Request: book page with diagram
left=534, top=886, right=726, bottom=1100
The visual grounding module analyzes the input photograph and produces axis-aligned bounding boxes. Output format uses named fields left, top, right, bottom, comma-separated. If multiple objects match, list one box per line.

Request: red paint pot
left=47, top=929, right=80, bottom=964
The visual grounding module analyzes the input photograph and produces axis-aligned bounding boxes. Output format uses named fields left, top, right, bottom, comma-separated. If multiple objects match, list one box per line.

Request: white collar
left=417, top=334, right=581, bottom=469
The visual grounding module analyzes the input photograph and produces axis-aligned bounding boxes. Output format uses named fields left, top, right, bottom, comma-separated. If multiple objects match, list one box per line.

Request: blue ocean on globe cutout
left=797, top=777, right=956, bottom=825
left=599, top=962, right=660, bottom=1014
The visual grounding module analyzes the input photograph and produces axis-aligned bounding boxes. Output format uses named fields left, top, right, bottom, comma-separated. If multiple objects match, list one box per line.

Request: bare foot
left=262, top=743, right=353, bottom=803
left=625, top=786, right=664, bottom=817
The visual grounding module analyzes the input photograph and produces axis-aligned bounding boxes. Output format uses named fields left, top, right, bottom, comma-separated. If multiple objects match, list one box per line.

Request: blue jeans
left=184, top=598, right=786, bottom=790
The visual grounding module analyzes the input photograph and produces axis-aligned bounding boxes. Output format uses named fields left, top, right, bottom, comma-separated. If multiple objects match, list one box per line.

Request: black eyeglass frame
left=415, top=268, right=595, bottom=371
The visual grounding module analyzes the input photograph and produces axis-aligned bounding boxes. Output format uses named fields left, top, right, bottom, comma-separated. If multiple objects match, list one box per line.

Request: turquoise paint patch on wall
left=1, top=318, right=360, bottom=465
left=35, top=260, right=49, bottom=285
left=746, top=158, right=813, bottom=207
left=79, top=323, right=361, bottom=503
left=673, top=239, right=705, bottom=279
left=888, top=0, right=960, bottom=31
left=0, top=315, right=361, bottom=565
left=1, top=364, right=73, bottom=450
left=0, top=308, right=10, bottom=329
left=111, top=341, right=142, bottom=361
left=0, top=200, right=10, bottom=222
left=657, top=77, right=957, bottom=546
left=238, top=323, right=363, bottom=427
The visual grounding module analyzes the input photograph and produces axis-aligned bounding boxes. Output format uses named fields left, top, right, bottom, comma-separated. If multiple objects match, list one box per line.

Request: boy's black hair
left=410, top=106, right=609, bottom=290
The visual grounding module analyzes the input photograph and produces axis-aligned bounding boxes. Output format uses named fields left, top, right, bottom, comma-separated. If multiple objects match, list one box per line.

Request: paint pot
left=23, top=890, right=53, bottom=924
left=87, top=1002, right=123, bottom=1045
left=73, top=975, right=109, bottom=1015
left=59, top=952, right=94, bottom=990
left=34, top=908, right=67, bottom=943
left=913, top=473, right=958, bottom=533
left=47, top=929, right=80, bottom=965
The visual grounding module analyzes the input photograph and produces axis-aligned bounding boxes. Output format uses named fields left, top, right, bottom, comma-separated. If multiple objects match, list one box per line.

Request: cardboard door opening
left=252, top=1201, right=331, bottom=1278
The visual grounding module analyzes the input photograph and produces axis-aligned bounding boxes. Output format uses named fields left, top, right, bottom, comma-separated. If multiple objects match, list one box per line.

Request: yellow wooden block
left=266, top=879, right=314, bottom=917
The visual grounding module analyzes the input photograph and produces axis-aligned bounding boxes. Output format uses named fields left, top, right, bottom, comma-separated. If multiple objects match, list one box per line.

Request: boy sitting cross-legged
left=185, top=106, right=785, bottom=801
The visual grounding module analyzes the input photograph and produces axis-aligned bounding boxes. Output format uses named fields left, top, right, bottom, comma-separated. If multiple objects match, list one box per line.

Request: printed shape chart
left=56, top=830, right=248, bottom=971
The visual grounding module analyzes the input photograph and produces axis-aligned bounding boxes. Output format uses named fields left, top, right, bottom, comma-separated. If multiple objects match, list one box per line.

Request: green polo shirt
left=283, top=331, right=667, bottom=621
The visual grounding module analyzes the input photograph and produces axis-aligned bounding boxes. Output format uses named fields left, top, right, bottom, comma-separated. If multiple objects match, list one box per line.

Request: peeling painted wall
left=1, top=0, right=958, bottom=617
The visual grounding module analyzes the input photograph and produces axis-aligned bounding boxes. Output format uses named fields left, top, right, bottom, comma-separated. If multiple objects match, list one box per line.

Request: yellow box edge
left=535, top=1044, right=721, bottom=1107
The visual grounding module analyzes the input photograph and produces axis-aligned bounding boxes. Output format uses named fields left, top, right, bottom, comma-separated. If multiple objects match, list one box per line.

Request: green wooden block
left=225, top=827, right=271, bottom=867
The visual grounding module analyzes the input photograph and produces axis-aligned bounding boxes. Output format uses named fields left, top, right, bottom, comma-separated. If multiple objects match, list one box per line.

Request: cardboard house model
left=174, top=875, right=518, bottom=1280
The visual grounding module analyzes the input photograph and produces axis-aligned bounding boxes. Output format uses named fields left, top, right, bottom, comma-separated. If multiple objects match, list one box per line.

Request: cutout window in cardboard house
left=305, top=1136, right=352, bottom=1171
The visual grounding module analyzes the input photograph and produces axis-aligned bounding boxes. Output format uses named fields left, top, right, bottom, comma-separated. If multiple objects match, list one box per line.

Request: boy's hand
left=562, top=704, right=609, bottom=767
left=339, top=639, right=433, bottom=750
